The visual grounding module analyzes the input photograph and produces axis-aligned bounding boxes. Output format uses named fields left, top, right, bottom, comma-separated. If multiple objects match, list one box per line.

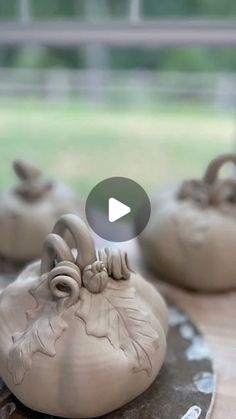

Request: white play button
left=86, top=177, right=151, bottom=241
left=108, top=197, right=131, bottom=223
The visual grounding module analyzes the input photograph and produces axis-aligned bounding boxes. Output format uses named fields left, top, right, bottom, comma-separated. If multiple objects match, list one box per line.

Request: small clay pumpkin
left=0, top=214, right=168, bottom=418
left=0, top=160, right=82, bottom=263
left=138, top=154, right=236, bottom=292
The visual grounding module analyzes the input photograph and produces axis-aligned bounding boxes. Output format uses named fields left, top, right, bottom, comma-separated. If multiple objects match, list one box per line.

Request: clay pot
left=138, top=154, right=236, bottom=292
left=0, top=214, right=168, bottom=418
left=0, top=160, right=82, bottom=263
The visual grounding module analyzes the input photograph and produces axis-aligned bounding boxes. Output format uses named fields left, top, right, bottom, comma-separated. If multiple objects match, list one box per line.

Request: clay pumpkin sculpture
left=0, top=214, right=168, bottom=418
left=138, top=154, right=236, bottom=292
left=0, top=160, right=82, bottom=265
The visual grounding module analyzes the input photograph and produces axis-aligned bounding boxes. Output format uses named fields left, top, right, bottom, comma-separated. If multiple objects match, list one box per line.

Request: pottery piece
left=0, top=304, right=215, bottom=419
left=0, top=214, right=168, bottom=418
left=0, top=160, right=82, bottom=263
left=138, top=154, right=236, bottom=292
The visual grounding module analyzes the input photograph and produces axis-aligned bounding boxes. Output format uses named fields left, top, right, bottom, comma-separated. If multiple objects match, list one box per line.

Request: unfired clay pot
left=0, top=214, right=168, bottom=418
left=138, top=154, right=236, bottom=292
left=0, top=160, right=82, bottom=263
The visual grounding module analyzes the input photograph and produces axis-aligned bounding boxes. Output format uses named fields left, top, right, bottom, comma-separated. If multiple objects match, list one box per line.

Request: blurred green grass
left=0, top=101, right=234, bottom=198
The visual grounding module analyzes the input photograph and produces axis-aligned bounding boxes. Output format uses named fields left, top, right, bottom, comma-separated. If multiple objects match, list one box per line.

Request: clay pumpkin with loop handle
left=138, top=154, right=236, bottom=292
left=0, top=214, right=168, bottom=418
left=0, top=160, right=83, bottom=266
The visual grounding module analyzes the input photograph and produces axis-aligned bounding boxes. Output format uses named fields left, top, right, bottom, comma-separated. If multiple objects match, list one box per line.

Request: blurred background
left=0, top=0, right=236, bottom=197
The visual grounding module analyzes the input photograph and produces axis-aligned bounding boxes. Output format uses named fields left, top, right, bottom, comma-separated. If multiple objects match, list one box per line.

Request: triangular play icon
left=108, top=197, right=131, bottom=223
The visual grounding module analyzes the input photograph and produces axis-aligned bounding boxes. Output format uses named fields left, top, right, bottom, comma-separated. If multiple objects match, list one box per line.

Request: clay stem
left=203, top=154, right=236, bottom=185
left=52, top=214, right=97, bottom=269
left=41, top=233, right=74, bottom=274
left=13, top=160, right=42, bottom=181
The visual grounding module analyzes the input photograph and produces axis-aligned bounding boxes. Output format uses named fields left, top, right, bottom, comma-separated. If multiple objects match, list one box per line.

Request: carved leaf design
left=76, top=279, right=159, bottom=376
left=8, top=277, right=68, bottom=385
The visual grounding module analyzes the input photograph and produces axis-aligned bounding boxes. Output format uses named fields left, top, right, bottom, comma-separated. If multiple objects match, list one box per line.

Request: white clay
left=139, top=154, right=236, bottom=292
left=0, top=214, right=168, bottom=418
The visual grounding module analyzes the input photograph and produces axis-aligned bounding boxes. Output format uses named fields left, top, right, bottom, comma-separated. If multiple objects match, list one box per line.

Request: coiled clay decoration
left=0, top=214, right=168, bottom=418
left=138, top=154, right=236, bottom=292
left=0, top=160, right=82, bottom=262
